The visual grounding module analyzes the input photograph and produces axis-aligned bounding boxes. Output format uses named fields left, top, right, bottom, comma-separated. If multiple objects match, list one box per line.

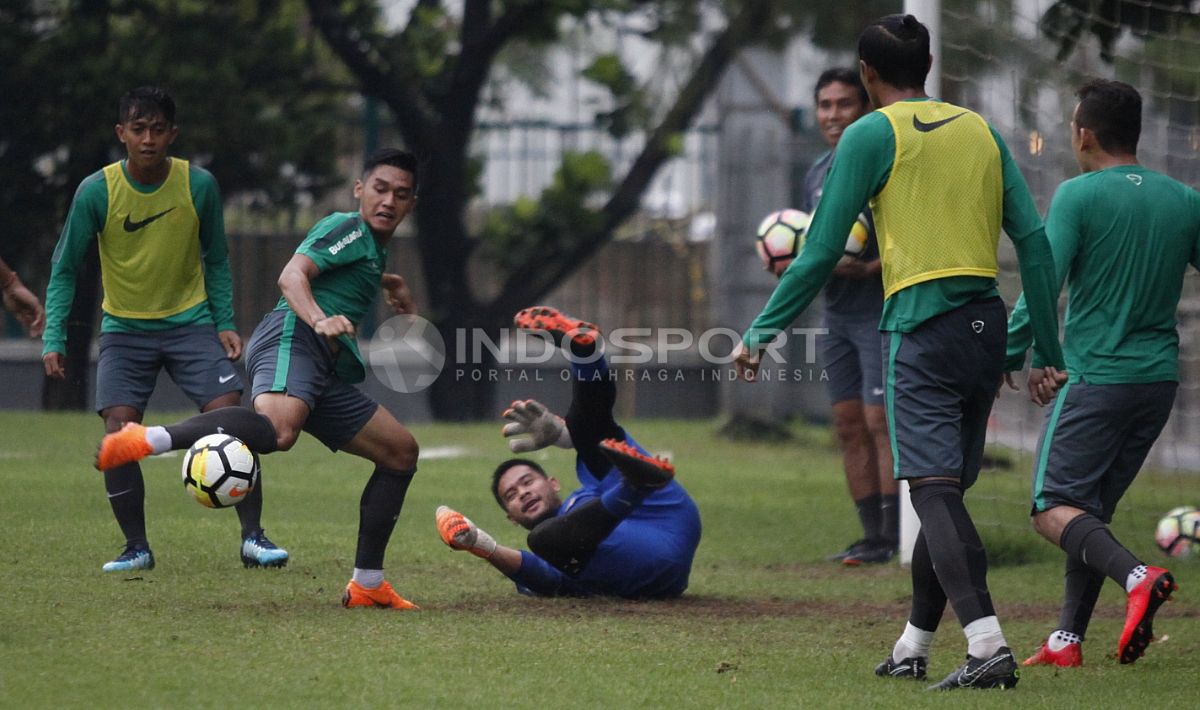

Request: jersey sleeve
left=991, top=127, right=1066, bottom=371
left=742, top=114, right=893, bottom=349
left=507, top=550, right=591, bottom=597
left=42, top=173, right=108, bottom=355
left=191, top=167, right=236, bottom=332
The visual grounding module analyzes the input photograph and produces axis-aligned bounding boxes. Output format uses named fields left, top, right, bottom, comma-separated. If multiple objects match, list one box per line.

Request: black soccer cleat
left=843, top=541, right=897, bottom=566
left=874, top=654, right=927, bottom=680
left=928, top=647, right=1019, bottom=691
left=597, top=438, right=675, bottom=489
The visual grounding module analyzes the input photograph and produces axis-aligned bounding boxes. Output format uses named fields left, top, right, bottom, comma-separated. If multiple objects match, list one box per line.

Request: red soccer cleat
left=95, top=422, right=154, bottom=471
left=513, top=306, right=600, bottom=349
left=598, top=438, right=675, bottom=489
left=1023, top=640, right=1083, bottom=667
left=1118, top=566, right=1176, bottom=664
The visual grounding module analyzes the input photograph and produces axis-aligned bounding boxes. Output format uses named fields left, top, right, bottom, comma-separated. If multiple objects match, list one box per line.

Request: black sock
left=564, top=355, right=625, bottom=479
left=909, top=529, right=947, bottom=632
left=880, top=493, right=900, bottom=546
left=165, top=407, right=279, bottom=454
left=235, top=475, right=265, bottom=540
left=909, top=481, right=995, bottom=626
left=855, top=493, right=883, bottom=542
left=354, top=466, right=416, bottom=569
left=527, top=498, right=621, bottom=576
left=105, top=463, right=148, bottom=548
left=1058, top=554, right=1105, bottom=639
left=1059, top=513, right=1140, bottom=587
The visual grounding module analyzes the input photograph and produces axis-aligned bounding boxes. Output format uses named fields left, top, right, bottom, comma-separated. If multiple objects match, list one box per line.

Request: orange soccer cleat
left=95, top=422, right=154, bottom=471
left=513, top=306, right=600, bottom=349
left=1118, top=566, right=1176, bottom=664
left=598, top=438, right=675, bottom=489
left=1023, top=640, right=1083, bottom=667
left=341, top=580, right=419, bottom=610
left=435, top=506, right=471, bottom=549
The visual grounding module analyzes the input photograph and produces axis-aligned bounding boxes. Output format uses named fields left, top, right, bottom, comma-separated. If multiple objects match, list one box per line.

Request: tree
left=305, top=0, right=789, bottom=419
left=0, top=0, right=348, bottom=408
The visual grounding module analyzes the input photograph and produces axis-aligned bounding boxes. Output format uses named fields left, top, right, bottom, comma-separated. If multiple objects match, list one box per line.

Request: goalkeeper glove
left=501, top=399, right=571, bottom=453
left=435, top=506, right=498, bottom=559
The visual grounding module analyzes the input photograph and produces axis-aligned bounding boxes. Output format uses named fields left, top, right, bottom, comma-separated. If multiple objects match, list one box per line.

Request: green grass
left=1, top=411, right=1197, bottom=708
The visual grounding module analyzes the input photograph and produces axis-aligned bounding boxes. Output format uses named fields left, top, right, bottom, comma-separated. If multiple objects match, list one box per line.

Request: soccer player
left=0, top=256, right=45, bottom=337
left=734, top=15, right=1067, bottom=690
left=96, top=148, right=424, bottom=610
left=435, top=307, right=702, bottom=599
left=1007, top=80, right=1193, bottom=667
left=43, top=86, right=287, bottom=573
left=797, top=67, right=896, bottom=565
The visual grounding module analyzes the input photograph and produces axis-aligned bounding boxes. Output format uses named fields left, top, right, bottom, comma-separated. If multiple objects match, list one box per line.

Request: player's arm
left=192, top=167, right=240, bottom=359
left=380, top=273, right=417, bottom=316
left=740, top=115, right=893, bottom=371
left=42, top=175, right=106, bottom=378
left=991, top=127, right=1066, bottom=372
left=1187, top=188, right=1200, bottom=273
left=0, top=257, right=44, bottom=338
left=277, top=253, right=354, bottom=338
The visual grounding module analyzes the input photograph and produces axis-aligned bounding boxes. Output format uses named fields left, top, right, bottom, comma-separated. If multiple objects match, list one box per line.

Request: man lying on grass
left=435, top=307, right=702, bottom=598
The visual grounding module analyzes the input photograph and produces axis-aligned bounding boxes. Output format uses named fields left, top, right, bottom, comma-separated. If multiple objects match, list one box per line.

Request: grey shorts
left=885, top=297, right=1006, bottom=489
left=1032, top=380, right=1176, bottom=521
left=96, top=325, right=241, bottom=414
left=244, top=310, right=377, bottom=451
left=822, top=314, right=885, bottom=405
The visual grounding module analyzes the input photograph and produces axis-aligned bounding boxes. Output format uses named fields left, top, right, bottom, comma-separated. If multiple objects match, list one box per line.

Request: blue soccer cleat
left=102, top=545, right=155, bottom=573
left=241, top=530, right=289, bottom=568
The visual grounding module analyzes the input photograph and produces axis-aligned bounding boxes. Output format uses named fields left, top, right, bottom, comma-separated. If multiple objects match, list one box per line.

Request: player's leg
left=876, top=529, right=938, bottom=679
left=95, top=332, right=162, bottom=572
left=163, top=324, right=287, bottom=568
left=526, top=439, right=675, bottom=576
left=859, top=316, right=898, bottom=554
left=1023, top=552, right=1095, bottom=667
left=308, top=387, right=418, bottom=610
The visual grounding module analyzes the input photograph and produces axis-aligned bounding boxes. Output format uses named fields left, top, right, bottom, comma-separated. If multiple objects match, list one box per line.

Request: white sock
left=964, top=616, right=1007, bottom=658
left=1047, top=630, right=1081, bottom=651
left=892, top=622, right=935, bottom=662
left=1125, top=564, right=1148, bottom=593
left=352, top=568, right=384, bottom=589
left=145, top=426, right=171, bottom=454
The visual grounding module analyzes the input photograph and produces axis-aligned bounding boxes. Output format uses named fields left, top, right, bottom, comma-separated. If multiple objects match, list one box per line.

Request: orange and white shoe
left=513, top=306, right=600, bottom=350
left=1023, top=640, right=1083, bottom=667
left=436, top=506, right=471, bottom=549
left=341, top=580, right=419, bottom=610
left=95, top=422, right=154, bottom=471
left=598, top=438, right=675, bottom=489
left=1119, top=566, right=1176, bottom=664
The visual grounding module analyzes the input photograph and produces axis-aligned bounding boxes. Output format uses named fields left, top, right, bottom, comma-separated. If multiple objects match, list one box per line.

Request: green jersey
left=276, top=211, right=387, bottom=383
left=43, top=159, right=233, bottom=356
left=743, top=99, right=1065, bottom=371
left=1007, top=166, right=1200, bottom=383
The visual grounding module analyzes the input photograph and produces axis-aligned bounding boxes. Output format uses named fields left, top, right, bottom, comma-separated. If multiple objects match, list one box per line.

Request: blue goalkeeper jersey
left=507, top=434, right=702, bottom=599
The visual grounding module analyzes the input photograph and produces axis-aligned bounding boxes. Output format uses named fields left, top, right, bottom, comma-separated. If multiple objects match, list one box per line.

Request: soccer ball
left=844, top=213, right=871, bottom=256
left=755, top=209, right=809, bottom=274
left=181, top=434, right=260, bottom=508
left=1155, top=506, right=1200, bottom=558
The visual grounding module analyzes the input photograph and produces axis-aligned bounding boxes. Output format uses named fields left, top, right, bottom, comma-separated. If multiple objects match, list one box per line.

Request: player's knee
left=526, top=519, right=560, bottom=560
left=101, top=408, right=141, bottom=433
left=273, top=426, right=301, bottom=451
left=379, top=427, right=419, bottom=471
left=832, top=413, right=867, bottom=448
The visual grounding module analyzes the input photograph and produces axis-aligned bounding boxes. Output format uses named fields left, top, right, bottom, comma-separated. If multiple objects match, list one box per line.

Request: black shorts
left=885, top=297, right=1006, bottom=489
left=1031, top=380, right=1176, bottom=521
left=822, top=313, right=885, bottom=406
left=96, top=325, right=241, bottom=414
left=244, top=310, right=377, bottom=451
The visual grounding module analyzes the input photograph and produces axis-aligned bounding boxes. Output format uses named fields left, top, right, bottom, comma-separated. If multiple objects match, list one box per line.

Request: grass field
left=2, top=410, right=1196, bottom=708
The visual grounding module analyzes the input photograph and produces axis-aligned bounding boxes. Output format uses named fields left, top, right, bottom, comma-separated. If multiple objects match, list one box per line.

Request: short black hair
left=491, top=458, right=547, bottom=508
left=119, top=86, right=176, bottom=125
left=857, top=14, right=931, bottom=91
left=1075, top=79, right=1141, bottom=155
left=814, top=67, right=869, bottom=107
left=363, top=148, right=419, bottom=193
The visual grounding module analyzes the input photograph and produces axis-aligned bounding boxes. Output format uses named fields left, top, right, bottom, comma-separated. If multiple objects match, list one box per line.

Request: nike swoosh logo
left=912, top=112, right=968, bottom=133
left=107, top=488, right=134, bottom=499
left=228, top=486, right=247, bottom=498
left=958, top=653, right=1009, bottom=686
left=218, top=373, right=236, bottom=383
left=123, top=207, right=176, bottom=232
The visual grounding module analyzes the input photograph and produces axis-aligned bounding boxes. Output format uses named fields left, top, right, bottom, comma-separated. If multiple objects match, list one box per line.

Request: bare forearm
left=278, top=269, right=325, bottom=327
left=486, top=544, right=523, bottom=575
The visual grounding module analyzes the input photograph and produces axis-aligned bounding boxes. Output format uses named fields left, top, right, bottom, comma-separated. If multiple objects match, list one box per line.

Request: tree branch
left=486, top=0, right=777, bottom=321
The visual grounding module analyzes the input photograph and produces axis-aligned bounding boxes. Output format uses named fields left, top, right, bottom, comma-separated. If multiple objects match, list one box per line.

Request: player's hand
left=42, top=351, right=65, bottom=379
left=313, top=314, right=355, bottom=338
left=218, top=330, right=242, bottom=361
left=502, top=399, right=570, bottom=452
left=1027, top=366, right=1067, bottom=406
left=2, top=278, right=45, bottom=338
left=381, top=273, right=417, bottom=316
left=435, top=506, right=498, bottom=559
left=998, top=372, right=1019, bottom=398
left=733, top=341, right=760, bottom=382
left=831, top=256, right=868, bottom=279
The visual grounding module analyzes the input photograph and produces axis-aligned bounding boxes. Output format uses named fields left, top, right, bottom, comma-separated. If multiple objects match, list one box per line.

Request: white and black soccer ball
left=755, top=209, right=810, bottom=275
left=181, top=434, right=260, bottom=509
left=1155, top=505, right=1200, bottom=558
